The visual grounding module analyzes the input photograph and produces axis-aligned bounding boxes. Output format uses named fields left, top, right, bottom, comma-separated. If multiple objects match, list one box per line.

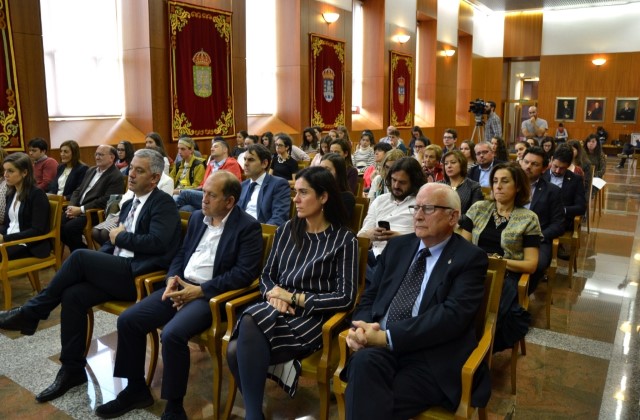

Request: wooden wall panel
left=504, top=12, right=542, bottom=58
left=361, top=0, right=385, bottom=129
left=415, top=20, right=436, bottom=128
left=456, top=35, right=472, bottom=126
left=538, top=52, right=640, bottom=141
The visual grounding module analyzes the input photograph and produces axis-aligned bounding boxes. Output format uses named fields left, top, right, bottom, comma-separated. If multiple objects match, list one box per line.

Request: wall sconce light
left=592, top=58, right=606, bottom=66
left=516, top=72, right=525, bottom=78
left=444, top=48, right=456, bottom=57
left=394, top=34, right=411, bottom=44
left=322, top=12, right=340, bottom=24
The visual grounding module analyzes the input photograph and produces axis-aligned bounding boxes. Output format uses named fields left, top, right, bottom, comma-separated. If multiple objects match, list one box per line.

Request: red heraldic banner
left=169, top=1, right=234, bottom=140
left=390, top=51, right=413, bottom=128
left=310, top=34, right=345, bottom=131
left=0, top=0, right=24, bottom=150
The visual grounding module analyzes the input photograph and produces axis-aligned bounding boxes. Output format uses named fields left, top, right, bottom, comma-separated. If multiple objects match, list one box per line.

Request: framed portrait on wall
left=585, top=97, right=606, bottom=122
left=555, top=97, right=576, bottom=121
left=614, top=97, right=638, bottom=123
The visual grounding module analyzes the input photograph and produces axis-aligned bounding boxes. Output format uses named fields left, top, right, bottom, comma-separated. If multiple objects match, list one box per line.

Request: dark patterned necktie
left=242, top=182, right=258, bottom=210
left=114, top=198, right=140, bottom=256
left=387, top=248, right=431, bottom=323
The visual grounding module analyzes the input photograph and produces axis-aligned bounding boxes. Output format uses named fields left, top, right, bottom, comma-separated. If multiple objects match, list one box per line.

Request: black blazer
left=2, top=187, right=51, bottom=258
left=47, top=163, right=89, bottom=200
left=238, top=174, right=291, bottom=226
left=167, top=206, right=263, bottom=300
left=99, top=188, right=181, bottom=276
left=542, top=169, right=586, bottom=230
left=467, top=159, right=505, bottom=184
left=529, top=177, right=565, bottom=242
left=354, top=233, right=491, bottom=408
left=69, top=164, right=125, bottom=211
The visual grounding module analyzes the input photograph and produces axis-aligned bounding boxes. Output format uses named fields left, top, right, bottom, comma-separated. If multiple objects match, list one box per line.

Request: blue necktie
left=242, top=182, right=258, bottom=210
left=113, top=198, right=140, bottom=256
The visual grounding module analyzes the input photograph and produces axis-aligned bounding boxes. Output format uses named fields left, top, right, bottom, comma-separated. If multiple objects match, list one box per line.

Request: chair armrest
left=131, top=271, right=166, bottom=301
left=334, top=329, right=352, bottom=394
left=222, top=291, right=262, bottom=346
left=209, top=280, right=260, bottom=341
left=550, top=238, right=559, bottom=270
left=572, top=215, right=581, bottom=239
left=517, top=273, right=530, bottom=309
left=456, top=313, right=497, bottom=418
left=0, top=230, right=56, bottom=262
left=143, top=273, right=169, bottom=296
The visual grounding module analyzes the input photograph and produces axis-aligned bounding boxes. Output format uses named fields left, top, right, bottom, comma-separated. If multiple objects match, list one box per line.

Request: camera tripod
left=470, top=114, right=484, bottom=143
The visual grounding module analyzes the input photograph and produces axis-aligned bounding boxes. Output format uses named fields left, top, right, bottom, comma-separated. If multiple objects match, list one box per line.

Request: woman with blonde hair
left=369, top=149, right=405, bottom=201
left=422, top=144, right=444, bottom=182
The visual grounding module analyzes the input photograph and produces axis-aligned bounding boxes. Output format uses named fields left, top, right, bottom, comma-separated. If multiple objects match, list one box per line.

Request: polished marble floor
left=1, top=159, right=640, bottom=419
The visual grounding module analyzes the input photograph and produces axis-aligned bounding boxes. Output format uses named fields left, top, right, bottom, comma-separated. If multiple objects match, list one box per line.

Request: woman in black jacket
left=2, top=152, right=51, bottom=259
left=47, top=140, right=88, bottom=200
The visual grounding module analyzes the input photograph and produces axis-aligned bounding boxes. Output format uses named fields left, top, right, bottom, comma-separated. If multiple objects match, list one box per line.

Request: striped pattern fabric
left=240, top=220, right=358, bottom=396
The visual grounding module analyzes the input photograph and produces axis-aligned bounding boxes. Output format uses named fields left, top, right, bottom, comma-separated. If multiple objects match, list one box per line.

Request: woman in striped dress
left=226, top=166, right=358, bottom=420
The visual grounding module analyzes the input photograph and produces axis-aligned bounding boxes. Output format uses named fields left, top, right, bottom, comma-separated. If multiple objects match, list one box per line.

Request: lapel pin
left=448, top=259, right=452, bottom=264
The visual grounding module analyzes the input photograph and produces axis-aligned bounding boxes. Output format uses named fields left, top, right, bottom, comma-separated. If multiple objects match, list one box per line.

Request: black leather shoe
left=161, top=407, right=188, bottom=420
left=95, top=386, right=154, bottom=418
left=0, top=307, right=38, bottom=335
left=36, top=367, right=87, bottom=403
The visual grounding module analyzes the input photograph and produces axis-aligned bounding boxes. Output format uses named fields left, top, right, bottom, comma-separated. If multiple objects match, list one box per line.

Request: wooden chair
left=347, top=203, right=365, bottom=233
left=221, top=236, right=370, bottom=420
left=0, top=195, right=63, bottom=310
left=559, top=215, right=581, bottom=285
left=355, top=196, right=369, bottom=221
left=585, top=166, right=596, bottom=234
left=509, top=272, right=531, bottom=394
left=355, top=177, right=364, bottom=197
left=481, top=187, right=491, bottom=200
left=83, top=208, right=105, bottom=251
left=85, top=270, right=166, bottom=385
left=544, top=239, right=559, bottom=329
left=142, top=223, right=277, bottom=420
left=333, top=257, right=507, bottom=420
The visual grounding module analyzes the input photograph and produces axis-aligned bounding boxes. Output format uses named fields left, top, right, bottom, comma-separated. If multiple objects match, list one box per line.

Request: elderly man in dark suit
left=520, top=147, right=565, bottom=292
left=343, top=183, right=490, bottom=419
left=95, top=171, right=262, bottom=420
left=238, top=144, right=291, bottom=226
left=0, top=149, right=181, bottom=403
left=62, top=144, right=125, bottom=251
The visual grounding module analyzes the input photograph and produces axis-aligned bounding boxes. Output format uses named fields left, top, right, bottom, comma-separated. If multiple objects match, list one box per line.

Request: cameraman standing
left=521, top=106, right=548, bottom=143
left=484, top=100, right=502, bottom=142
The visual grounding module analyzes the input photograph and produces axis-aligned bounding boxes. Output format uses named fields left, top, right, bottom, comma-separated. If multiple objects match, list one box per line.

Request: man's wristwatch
left=290, top=293, right=297, bottom=309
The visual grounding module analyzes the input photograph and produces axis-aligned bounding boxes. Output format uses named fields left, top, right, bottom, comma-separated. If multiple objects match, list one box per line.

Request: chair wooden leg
left=223, top=375, right=238, bottom=420
left=336, top=388, right=347, bottom=420
left=146, top=330, right=159, bottom=387
left=211, top=341, right=222, bottom=420
left=85, top=310, right=95, bottom=358
left=27, top=272, right=42, bottom=293
left=546, top=275, right=552, bottom=329
left=319, top=381, right=330, bottom=420
left=520, top=338, right=527, bottom=356
left=478, top=407, right=488, bottom=420
left=2, top=277, right=11, bottom=310
left=511, top=346, right=518, bottom=395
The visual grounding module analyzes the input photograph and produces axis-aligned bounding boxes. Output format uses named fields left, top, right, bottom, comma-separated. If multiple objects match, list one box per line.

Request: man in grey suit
left=62, top=144, right=125, bottom=251
left=344, top=183, right=490, bottom=419
left=238, top=144, right=291, bottom=226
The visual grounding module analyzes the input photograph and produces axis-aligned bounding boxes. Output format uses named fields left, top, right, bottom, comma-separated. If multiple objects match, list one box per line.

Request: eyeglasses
left=409, top=204, right=453, bottom=215
left=275, top=143, right=286, bottom=148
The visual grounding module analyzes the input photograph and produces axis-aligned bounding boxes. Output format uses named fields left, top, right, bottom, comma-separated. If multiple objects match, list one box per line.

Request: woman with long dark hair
left=301, top=127, right=319, bottom=153
left=226, top=166, right=357, bottom=420
left=330, top=138, right=358, bottom=194
left=1, top=152, right=51, bottom=260
left=115, top=140, right=134, bottom=175
left=47, top=140, right=89, bottom=201
left=144, top=132, right=171, bottom=174
left=461, top=163, right=541, bottom=352
left=320, top=153, right=356, bottom=219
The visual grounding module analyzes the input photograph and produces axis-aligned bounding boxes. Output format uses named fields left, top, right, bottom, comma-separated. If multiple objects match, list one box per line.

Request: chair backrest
left=356, top=178, right=364, bottom=197
left=355, top=236, right=370, bottom=300
left=481, top=186, right=491, bottom=200
left=179, top=210, right=191, bottom=237
left=476, top=257, right=507, bottom=341
left=348, top=203, right=365, bottom=233
left=260, top=223, right=278, bottom=265
left=355, top=195, right=369, bottom=219
left=46, top=194, right=64, bottom=269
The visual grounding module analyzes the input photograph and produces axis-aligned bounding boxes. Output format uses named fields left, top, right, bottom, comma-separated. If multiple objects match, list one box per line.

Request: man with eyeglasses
left=520, top=147, right=564, bottom=292
left=61, top=144, right=125, bottom=252
left=468, top=141, right=504, bottom=188
left=441, top=129, right=457, bottom=161
left=358, top=157, right=426, bottom=283
left=521, top=106, right=548, bottom=143
left=343, top=182, right=490, bottom=419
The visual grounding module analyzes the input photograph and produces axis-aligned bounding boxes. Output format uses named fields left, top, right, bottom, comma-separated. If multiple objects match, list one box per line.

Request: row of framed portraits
left=555, top=97, right=638, bottom=123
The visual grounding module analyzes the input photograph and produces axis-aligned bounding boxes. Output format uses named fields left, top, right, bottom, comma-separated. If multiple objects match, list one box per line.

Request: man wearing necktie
left=238, top=144, right=291, bottom=226
left=343, top=183, right=491, bottom=419
left=0, top=149, right=181, bottom=404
